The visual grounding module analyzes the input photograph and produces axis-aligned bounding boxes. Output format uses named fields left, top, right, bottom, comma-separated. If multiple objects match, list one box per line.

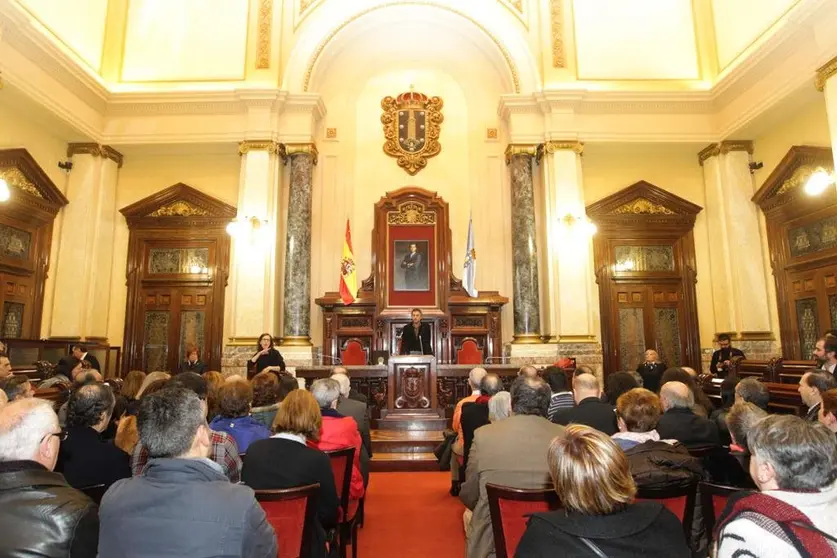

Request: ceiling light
left=804, top=169, right=835, bottom=196
left=0, top=179, right=10, bottom=202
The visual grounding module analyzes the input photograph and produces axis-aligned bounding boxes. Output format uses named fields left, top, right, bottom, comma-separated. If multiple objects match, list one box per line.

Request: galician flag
left=463, top=214, right=477, bottom=297
left=339, top=219, right=358, bottom=305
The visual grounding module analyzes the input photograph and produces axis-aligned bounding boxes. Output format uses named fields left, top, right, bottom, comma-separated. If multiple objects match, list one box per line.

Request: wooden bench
left=702, top=380, right=805, bottom=415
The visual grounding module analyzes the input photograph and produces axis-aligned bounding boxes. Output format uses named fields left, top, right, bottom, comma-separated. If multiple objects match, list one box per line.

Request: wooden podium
left=379, top=355, right=446, bottom=430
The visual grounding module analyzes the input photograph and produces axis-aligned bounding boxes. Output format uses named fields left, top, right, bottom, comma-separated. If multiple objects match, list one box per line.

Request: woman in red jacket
left=309, top=378, right=365, bottom=500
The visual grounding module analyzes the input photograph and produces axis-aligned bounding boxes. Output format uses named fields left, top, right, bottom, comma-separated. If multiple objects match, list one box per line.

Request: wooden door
left=787, top=265, right=837, bottom=359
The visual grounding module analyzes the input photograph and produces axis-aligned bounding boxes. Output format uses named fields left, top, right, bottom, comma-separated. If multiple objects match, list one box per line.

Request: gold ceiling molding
left=0, top=167, right=43, bottom=199
left=542, top=140, right=583, bottom=155
left=284, top=143, right=319, bottom=165
left=815, top=55, right=837, bottom=92
left=612, top=198, right=675, bottom=215
left=697, top=144, right=720, bottom=166
left=698, top=140, right=753, bottom=165
left=302, top=1, right=521, bottom=94
left=67, top=143, right=124, bottom=168
left=238, top=140, right=285, bottom=156
left=504, top=143, right=540, bottom=165
left=150, top=201, right=211, bottom=217
left=256, top=0, right=273, bottom=69
left=776, top=164, right=820, bottom=196
left=388, top=201, right=436, bottom=225
left=550, top=0, right=565, bottom=68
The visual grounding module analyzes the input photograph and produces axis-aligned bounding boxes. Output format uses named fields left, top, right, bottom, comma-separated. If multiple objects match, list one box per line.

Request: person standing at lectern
left=710, top=334, right=745, bottom=377
left=399, top=308, right=433, bottom=355
left=247, top=333, right=286, bottom=379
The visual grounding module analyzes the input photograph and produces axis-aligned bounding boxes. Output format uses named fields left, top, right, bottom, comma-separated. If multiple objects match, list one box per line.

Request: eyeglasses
left=40, top=429, right=68, bottom=444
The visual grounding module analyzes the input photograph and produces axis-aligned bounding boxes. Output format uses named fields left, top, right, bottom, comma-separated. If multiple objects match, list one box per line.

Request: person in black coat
left=460, top=374, right=503, bottom=470
left=516, top=425, right=690, bottom=558
left=247, top=333, right=286, bottom=379
left=179, top=344, right=207, bottom=375
left=552, top=373, right=618, bottom=435
left=709, top=333, right=745, bottom=377
left=656, top=382, right=720, bottom=448
left=242, top=389, right=339, bottom=558
left=55, top=382, right=131, bottom=489
left=636, top=349, right=666, bottom=394
left=71, top=344, right=101, bottom=372
left=399, top=308, right=433, bottom=355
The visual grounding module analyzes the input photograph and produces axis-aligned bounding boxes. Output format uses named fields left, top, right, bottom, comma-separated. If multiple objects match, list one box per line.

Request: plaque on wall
left=0, top=224, right=32, bottom=260
left=381, top=90, right=444, bottom=175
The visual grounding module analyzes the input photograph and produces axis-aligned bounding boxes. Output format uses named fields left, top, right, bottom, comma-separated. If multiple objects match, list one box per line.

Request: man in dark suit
left=460, top=373, right=503, bottom=471
left=400, top=243, right=424, bottom=289
left=332, top=372, right=372, bottom=486
left=71, top=344, right=101, bottom=372
left=552, top=373, right=618, bottom=435
left=710, top=334, right=745, bottom=377
left=656, top=381, right=720, bottom=447
left=399, top=308, right=433, bottom=355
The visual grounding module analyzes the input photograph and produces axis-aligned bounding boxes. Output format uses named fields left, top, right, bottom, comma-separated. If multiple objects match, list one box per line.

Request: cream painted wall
left=582, top=144, right=716, bottom=349
left=712, top=0, right=799, bottom=71
left=122, top=0, right=249, bottom=82
left=572, top=0, right=699, bottom=80
left=107, top=149, right=240, bottom=346
left=18, top=0, right=108, bottom=71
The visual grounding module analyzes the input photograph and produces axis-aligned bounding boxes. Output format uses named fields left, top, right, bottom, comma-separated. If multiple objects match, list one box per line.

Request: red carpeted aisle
left=357, top=472, right=465, bottom=558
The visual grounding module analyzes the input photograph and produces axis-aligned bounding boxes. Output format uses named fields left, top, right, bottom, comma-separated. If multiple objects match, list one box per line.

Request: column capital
left=542, top=140, right=584, bottom=156
left=504, top=143, right=540, bottom=165
left=238, top=140, right=285, bottom=156
left=284, top=143, right=319, bottom=166
left=815, top=55, right=837, bottom=92
left=67, top=143, right=124, bottom=168
left=697, top=140, right=753, bottom=165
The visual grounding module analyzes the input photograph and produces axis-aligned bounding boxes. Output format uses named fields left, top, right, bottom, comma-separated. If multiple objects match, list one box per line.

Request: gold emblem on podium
left=381, top=89, right=443, bottom=175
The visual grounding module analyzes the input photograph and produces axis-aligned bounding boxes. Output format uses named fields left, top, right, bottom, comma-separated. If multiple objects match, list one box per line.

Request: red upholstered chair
left=326, top=448, right=359, bottom=558
left=255, top=484, right=320, bottom=558
left=486, top=484, right=560, bottom=558
left=699, top=481, right=746, bottom=536
left=636, top=482, right=698, bottom=540
left=457, top=338, right=483, bottom=365
left=340, top=339, right=368, bottom=366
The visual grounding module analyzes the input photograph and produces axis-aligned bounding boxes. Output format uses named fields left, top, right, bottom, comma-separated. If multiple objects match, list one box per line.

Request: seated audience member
left=799, top=370, right=837, bottom=422
left=488, top=391, right=511, bottom=423
left=71, top=344, right=101, bottom=372
left=544, top=366, right=574, bottom=421
left=552, top=373, right=618, bottom=435
left=605, top=371, right=640, bottom=406
left=516, top=425, right=691, bottom=558
left=131, top=372, right=242, bottom=483
left=331, top=366, right=366, bottom=404
left=460, top=376, right=565, bottom=558
left=451, top=366, right=487, bottom=494
left=243, top=389, right=340, bottom=558
left=0, top=353, right=11, bottom=381
left=0, top=399, right=99, bottom=557
left=99, top=388, right=276, bottom=557
left=2, top=375, right=34, bottom=401
left=818, top=388, right=837, bottom=435
left=249, top=371, right=282, bottom=429
left=332, top=372, right=372, bottom=485
left=277, top=372, right=299, bottom=402
left=179, top=344, right=206, bottom=375
left=660, top=367, right=715, bottom=417
left=38, top=358, right=75, bottom=390
left=135, top=371, right=171, bottom=399
left=309, top=378, right=365, bottom=500
left=718, top=402, right=767, bottom=488
left=814, top=334, right=837, bottom=375
left=461, top=374, right=503, bottom=470
left=203, top=370, right=225, bottom=420
left=735, top=378, right=770, bottom=411
left=656, top=381, right=720, bottom=448
left=56, top=383, right=131, bottom=489
left=636, top=349, right=667, bottom=393
left=0, top=390, right=7, bottom=408
left=518, top=364, right=540, bottom=379
left=715, top=415, right=837, bottom=558
left=711, top=377, right=740, bottom=446
left=121, top=370, right=146, bottom=403
left=612, top=388, right=672, bottom=451
left=209, top=379, right=270, bottom=453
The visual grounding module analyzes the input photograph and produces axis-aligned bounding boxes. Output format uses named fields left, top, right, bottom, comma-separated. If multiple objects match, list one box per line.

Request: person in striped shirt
left=545, top=366, right=574, bottom=421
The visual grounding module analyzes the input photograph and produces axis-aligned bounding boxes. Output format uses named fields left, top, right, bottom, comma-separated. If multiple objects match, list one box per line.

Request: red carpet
left=357, top=472, right=465, bottom=558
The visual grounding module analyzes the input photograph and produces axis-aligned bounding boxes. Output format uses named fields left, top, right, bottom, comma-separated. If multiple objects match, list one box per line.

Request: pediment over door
left=120, top=183, right=237, bottom=229
left=752, top=146, right=834, bottom=214
left=586, top=180, right=702, bottom=233
left=0, top=149, right=69, bottom=220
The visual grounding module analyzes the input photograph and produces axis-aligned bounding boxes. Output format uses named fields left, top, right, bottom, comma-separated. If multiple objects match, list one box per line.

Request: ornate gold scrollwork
left=387, top=201, right=437, bottom=225
left=0, top=167, right=43, bottom=199
left=612, top=198, right=675, bottom=215
left=150, top=201, right=211, bottom=217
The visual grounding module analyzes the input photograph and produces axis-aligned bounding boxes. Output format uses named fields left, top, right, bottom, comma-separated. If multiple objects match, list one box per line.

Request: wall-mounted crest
left=381, top=90, right=444, bottom=175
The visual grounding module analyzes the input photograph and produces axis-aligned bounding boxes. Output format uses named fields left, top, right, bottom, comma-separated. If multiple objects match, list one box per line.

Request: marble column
left=506, top=144, right=541, bottom=343
left=50, top=144, right=121, bottom=341
left=281, top=143, right=317, bottom=346
left=700, top=141, right=773, bottom=341
left=817, top=56, right=837, bottom=168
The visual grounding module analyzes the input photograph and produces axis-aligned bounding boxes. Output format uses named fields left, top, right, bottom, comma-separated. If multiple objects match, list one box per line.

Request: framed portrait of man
left=394, top=240, right=429, bottom=291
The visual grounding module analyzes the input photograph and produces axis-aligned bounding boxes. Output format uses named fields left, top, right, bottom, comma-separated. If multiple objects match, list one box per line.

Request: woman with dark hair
left=710, top=377, right=740, bottom=445
left=179, top=344, right=206, bottom=375
left=604, top=371, right=640, bottom=406
left=277, top=372, right=299, bottom=402
left=209, top=379, right=271, bottom=453
left=250, top=372, right=281, bottom=429
left=247, top=333, right=285, bottom=379
left=659, top=367, right=714, bottom=418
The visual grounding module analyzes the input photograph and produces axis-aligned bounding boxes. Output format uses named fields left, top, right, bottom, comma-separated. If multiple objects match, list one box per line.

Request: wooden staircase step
left=371, top=429, right=444, bottom=454
left=370, top=452, right=440, bottom=472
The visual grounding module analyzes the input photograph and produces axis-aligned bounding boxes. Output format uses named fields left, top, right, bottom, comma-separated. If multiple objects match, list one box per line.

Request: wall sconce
left=226, top=216, right=269, bottom=243
left=804, top=168, right=836, bottom=196
left=0, top=178, right=10, bottom=202
left=557, top=212, right=597, bottom=237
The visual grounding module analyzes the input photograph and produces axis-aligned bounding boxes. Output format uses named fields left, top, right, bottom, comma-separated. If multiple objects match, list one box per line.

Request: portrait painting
left=394, top=240, right=429, bottom=291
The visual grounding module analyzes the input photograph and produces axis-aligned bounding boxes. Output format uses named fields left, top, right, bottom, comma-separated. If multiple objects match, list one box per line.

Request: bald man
left=551, top=373, right=618, bottom=435
left=331, top=366, right=367, bottom=404
left=450, top=367, right=487, bottom=495
left=517, top=365, right=540, bottom=379
left=656, top=381, right=720, bottom=448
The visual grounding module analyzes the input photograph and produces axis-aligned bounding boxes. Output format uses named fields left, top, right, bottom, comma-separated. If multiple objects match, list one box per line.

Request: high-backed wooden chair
left=255, top=484, right=320, bottom=558
left=699, top=481, right=745, bottom=536
left=486, top=484, right=560, bottom=558
left=340, top=339, right=368, bottom=366
left=326, top=447, right=359, bottom=558
left=456, top=338, right=483, bottom=365
left=636, top=482, right=698, bottom=540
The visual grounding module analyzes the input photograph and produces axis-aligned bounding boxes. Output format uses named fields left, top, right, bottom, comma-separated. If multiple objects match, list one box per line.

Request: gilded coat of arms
left=381, top=90, right=444, bottom=176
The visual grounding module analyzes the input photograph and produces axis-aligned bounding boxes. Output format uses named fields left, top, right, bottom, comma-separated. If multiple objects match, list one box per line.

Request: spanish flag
left=339, top=219, right=358, bottom=305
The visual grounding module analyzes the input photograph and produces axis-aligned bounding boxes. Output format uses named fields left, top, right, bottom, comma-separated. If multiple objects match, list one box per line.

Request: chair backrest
left=699, top=481, right=745, bottom=536
left=687, top=445, right=717, bottom=459
left=340, top=339, right=368, bottom=366
left=636, top=482, right=699, bottom=540
left=326, top=447, right=355, bottom=511
left=486, top=483, right=560, bottom=558
left=78, top=484, right=107, bottom=505
left=457, top=338, right=483, bottom=365
left=255, top=484, right=320, bottom=558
